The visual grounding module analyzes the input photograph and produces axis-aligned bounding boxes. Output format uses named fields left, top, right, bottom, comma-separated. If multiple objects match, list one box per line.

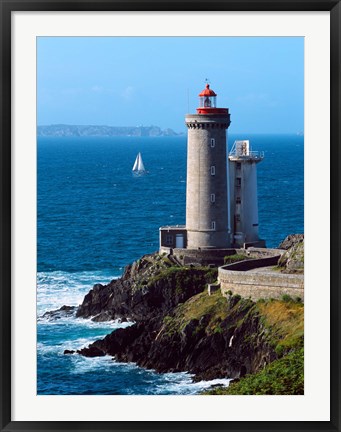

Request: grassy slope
left=201, top=296, right=304, bottom=395
left=159, top=285, right=304, bottom=395
left=134, top=258, right=304, bottom=395
left=205, top=347, right=304, bottom=395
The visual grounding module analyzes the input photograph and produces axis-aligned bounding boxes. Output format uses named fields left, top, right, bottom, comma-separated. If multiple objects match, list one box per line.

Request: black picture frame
left=1, top=1, right=340, bottom=431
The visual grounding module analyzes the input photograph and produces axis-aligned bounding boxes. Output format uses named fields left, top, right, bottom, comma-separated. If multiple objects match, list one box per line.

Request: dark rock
left=76, top=293, right=276, bottom=382
left=72, top=251, right=300, bottom=383
left=77, top=346, right=106, bottom=357
left=76, top=255, right=216, bottom=323
left=64, top=350, right=75, bottom=355
left=91, top=311, right=115, bottom=322
left=42, top=305, right=76, bottom=320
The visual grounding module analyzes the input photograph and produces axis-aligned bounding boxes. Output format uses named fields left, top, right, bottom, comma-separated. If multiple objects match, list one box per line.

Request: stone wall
left=174, top=248, right=237, bottom=266
left=219, top=267, right=304, bottom=301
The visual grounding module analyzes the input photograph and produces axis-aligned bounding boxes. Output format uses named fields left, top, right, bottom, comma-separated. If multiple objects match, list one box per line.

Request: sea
left=37, top=133, right=304, bottom=395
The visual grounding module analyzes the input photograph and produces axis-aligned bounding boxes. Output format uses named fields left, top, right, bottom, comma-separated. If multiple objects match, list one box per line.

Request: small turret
left=228, top=140, right=265, bottom=247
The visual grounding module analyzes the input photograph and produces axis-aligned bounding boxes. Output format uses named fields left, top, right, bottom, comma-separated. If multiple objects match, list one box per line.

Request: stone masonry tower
left=185, top=84, right=231, bottom=249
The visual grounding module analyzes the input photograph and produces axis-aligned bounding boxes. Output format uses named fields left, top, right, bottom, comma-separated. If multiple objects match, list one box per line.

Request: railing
left=229, top=150, right=264, bottom=159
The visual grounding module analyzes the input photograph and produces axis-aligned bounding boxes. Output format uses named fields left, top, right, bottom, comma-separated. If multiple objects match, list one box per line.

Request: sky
left=37, top=37, right=304, bottom=134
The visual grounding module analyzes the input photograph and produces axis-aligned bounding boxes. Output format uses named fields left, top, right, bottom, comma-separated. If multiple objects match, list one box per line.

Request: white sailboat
left=132, top=152, right=147, bottom=175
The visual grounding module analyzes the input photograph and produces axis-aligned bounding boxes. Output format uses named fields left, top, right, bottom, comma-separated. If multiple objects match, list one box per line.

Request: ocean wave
left=68, top=355, right=137, bottom=375
left=69, top=356, right=231, bottom=395
left=38, top=318, right=133, bottom=353
left=37, top=269, right=118, bottom=315
left=38, top=313, right=133, bottom=328
left=38, top=333, right=110, bottom=355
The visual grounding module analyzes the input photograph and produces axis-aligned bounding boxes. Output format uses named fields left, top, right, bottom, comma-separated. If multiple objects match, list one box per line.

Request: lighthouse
left=185, top=84, right=231, bottom=249
left=159, top=83, right=265, bottom=261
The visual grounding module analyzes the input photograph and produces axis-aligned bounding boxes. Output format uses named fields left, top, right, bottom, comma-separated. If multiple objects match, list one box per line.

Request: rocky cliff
left=278, top=234, right=304, bottom=273
left=65, top=248, right=304, bottom=389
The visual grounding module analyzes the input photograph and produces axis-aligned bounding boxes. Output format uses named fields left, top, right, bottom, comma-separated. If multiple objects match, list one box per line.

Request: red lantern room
left=197, top=84, right=228, bottom=115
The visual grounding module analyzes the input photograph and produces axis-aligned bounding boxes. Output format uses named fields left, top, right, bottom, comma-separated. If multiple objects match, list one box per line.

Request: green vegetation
left=162, top=290, right=229, bottom=336
left=224, top=254, right=251, bottom=265
left=205, top=348, right=304, bottom=395
left=257, top=298, right=304, bottom=356
left=161, top=293, right=303, bottom=395
left=281, top=294, right=293, bottom=302
left=161, top=291, right=254, bottom=337
left=147, top=266, right=217, bottom=291
left=132, top=254, right=218, bottom=293
left=161, top=292, right=303, bottom=356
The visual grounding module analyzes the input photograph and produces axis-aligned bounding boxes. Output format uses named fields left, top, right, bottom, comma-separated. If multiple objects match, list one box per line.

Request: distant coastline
left=37, top=124, right=183, bottom=137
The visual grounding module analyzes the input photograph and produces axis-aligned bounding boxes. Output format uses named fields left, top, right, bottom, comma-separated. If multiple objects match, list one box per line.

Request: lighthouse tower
left=229, top=140, right=265, bottom=247
left=185, top=84, right=231, bottom=249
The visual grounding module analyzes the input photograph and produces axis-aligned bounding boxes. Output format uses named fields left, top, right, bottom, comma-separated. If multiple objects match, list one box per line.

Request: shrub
left=275, top=344, right=285, bottom=357
left=282, top=294, right=293, bottom=303
left=224, top=254, right=250, bottom=264
left=204, top=348, right=304, bottom=395
left=229, top=294, right=242, bottom=308
left=213, top=325, right=223, bottom=334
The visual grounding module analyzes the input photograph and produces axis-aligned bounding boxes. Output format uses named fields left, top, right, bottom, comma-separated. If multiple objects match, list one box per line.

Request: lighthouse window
left=236, top=215, right=241, bottom=222
left=210, top=194, right=216, bottom=203
left=210, top=138, right=215, bottom=148
left=165, top=235, right=173, bottom=246
left=236, top=177, right=241, bottom=186
left=211, top=221, right=216, bottom=230
left=236, top=197, right=241, bottom=204
left=211, top=166, right=216, bottom=175
left=236, top=162, right=241, bottom=169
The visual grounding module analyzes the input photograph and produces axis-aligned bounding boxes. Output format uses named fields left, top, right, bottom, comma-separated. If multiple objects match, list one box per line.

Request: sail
left=132, top=153, right=140, bottom=171
left=137, top=154, right=145, bottom=172
left=132, top=152, right=146, bottom=173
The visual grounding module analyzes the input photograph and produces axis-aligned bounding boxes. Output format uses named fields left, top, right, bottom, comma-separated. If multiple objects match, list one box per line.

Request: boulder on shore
left=41, top=305, right=77, bottom=320
left=278, top=234, right=304, bottom=273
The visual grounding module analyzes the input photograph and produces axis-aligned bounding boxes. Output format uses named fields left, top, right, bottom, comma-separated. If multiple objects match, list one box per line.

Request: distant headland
left=37, top=124, right=182, bottom=137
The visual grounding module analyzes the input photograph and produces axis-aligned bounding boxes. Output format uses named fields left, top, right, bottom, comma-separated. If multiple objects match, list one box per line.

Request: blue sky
left=37, top=37, right=304, bottom=134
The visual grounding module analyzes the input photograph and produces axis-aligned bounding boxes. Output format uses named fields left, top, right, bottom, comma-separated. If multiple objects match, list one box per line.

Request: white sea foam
left=153, top=373, right=232, bottom=395
left=38, top=313, right=132, bottom=328
left=37, top=342, right=63, bottom=355
left=69, top=355, right=133, bottom=375
left=37, top=270, right=118, bottom=315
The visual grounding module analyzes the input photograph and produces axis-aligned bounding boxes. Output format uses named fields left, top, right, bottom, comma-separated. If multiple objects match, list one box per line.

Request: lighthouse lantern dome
left=196, top=84, right=228, bottom=115
left=198, top=84, right=217, bottom=108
